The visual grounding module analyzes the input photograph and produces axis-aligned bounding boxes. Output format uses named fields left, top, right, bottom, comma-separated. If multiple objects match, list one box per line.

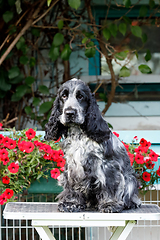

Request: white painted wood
left=34, top=226, right=56, bottom=240
left=110, top=221, right=136, bottom=240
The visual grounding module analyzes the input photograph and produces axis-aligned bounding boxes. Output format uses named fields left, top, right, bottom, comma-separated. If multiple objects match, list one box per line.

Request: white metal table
left=3, top=202, right=160, bottom=240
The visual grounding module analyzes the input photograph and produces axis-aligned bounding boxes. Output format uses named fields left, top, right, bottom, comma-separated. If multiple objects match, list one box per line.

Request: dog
left=45, top=78, right=141, bottom=213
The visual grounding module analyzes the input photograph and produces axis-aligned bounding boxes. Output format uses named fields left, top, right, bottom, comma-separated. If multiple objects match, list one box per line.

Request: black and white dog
left=45, top=78, right=141, bottom=213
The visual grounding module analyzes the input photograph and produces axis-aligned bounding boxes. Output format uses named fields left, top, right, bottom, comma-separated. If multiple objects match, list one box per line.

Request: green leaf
left=145, top=50, right=151, bottom=62
left=38, top=85, right=49, bottom=94
left=102, top=28, right=111, bottom=41
left=25, top=76, right=35, bottom=85
left=85, top=42, right=96, bottom=58
left=142, top=33, right=148, bottom=43
left=19, top=55, right=29, bottom=65
left=99, top=93, right=107, bottom=103
left=33, top=97, right=41, bottom=106
left=39, top=102, right=53, bottom=114
left=9, top=24, right=17, bottom=35
left=68, top=0, right=81, bottom=10
left=0, top=78, right=11, bottom=91
left=123, top=0, right=131, bottom=8
left=0, top=69, right=11, bottom=91
left=8, top=66, right=20, bottom=79
left=49, top=46, right=59, bottom=61
left=131, top=25, right=142, bottom=38
left=123, top=16, right=132, bottom=25
left=61, top=44, right=72, bottom=60
left=149, top=0, right=155, bottom=9
left=16, top=37, right=25, bottom=50
left=29, top=57, right=36, bottom=67
left=9, top=74, right=23, bottom=84
left=8, top=0, right=16, bottom=6
left=109, top=24, right=117, bottom=37
left=16, top=85, right=28, bottom=97
left=139, top=5, right=148, bottom=17
left=3, top=11, right=13, bottom=23
left=119, top=66, right=131, bottom=77
left=119, top=23, right=127, bottom=36
left=138, top=64, right=152, bottom=74
left=57, top=20, right=64, bottom=30
left=25, top=106, right=32, bottom=115
left=47, top=0, right=52, bottom=6
left=53, top=33, right=64, bottom=47
left=11, top=85, right=28, bottom=101
left=82, top=37, right=88, bottom=44
left=31, top=28, right=40, bottom=37
left=115, top=51, right=128, bottom=61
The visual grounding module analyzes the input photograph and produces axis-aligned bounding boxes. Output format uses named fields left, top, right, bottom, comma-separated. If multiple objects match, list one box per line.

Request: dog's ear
left=84, top=93, right=111, bottom=143
left=44, top=95, right=68, bottom=141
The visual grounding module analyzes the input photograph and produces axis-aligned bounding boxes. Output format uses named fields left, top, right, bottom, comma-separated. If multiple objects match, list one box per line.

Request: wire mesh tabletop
left=3, top=202, right=160, bottom=240
left=3, top=202, right=160, bottom=221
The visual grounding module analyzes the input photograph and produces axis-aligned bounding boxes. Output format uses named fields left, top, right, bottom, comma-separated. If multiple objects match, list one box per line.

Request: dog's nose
left=65, top=108, right=76, bottom=118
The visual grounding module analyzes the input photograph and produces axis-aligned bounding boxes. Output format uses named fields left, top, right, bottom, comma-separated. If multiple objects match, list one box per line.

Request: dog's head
left=45, top=78, right=111, bottom=144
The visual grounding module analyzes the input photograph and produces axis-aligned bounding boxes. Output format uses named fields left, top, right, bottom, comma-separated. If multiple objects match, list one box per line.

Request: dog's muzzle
left=64, top=108, right=77, bottom=123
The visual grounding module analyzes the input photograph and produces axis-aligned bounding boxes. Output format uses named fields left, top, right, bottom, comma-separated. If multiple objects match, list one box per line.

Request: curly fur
left=45, top=78, right=141, bottom=213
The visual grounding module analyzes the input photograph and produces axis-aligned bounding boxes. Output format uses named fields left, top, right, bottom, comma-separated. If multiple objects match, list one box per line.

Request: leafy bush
left=0, top=127, right=65, bottom=205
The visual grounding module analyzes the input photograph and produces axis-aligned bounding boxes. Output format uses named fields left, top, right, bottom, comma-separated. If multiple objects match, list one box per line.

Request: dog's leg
left=98, top=199, right=124, bottom=213
left=57, top=189, right=86, bottom=212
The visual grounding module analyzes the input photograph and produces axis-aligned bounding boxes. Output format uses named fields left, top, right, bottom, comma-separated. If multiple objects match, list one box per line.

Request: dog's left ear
left=44, top=95, right=68, bottom=141
left=84, top=93, right=111, bottom=143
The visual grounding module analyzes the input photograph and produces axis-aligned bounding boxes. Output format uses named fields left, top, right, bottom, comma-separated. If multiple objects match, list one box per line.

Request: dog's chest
left=62, top=127, right=102, bottom=180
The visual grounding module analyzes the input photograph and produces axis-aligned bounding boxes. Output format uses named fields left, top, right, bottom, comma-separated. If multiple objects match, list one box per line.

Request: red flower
left=133, top=136, right=138, bottom=141
left=3, top=136, right=11, bottom=147
left=8, top=162, right=19, bottom=173
left=6, top=138, right=16, bottom=149
left=145, top=160, right=155, bottom=169
left=139, top=138, right=148, bottom=147
left=2, top=156, right=10, bottom=165
left=24, top=141, right=34, bottom=153
left=34, top=140, right=43, bottom=147
left=135, top=146, right=148, bottom=154
left=54, top=137, right=61, bottom=143
left=0, top=193, right=7, bottom=205
left=122, top=142, right=129, bottom=151
left=135, top=153, right=144, bottom=164
left=18, top=140, right=34, bottom=153
left=0, top=123, right=3, bottom=130
left=127, top=152, right=134, bottom=166
left=0, top=134, right=4, bottom=144
left=39, top=144, right=52, bottom=153
left=0, top=148, right=8, bottom=160
left=149, top=150, right=159, bottom=162
left=142, top=172, right=151, bottom=182
left=49, top=150, right=61, bottom=161
left=57, top=158, right=66, bottom=168
left=4, top=189, right=14, bottom=199
left=157, top=167, right=160, bottom=177
left=25, top=128, right=36, bottom=140
left=113, top=132, right=119, bottom=138
left=2, top=176, right=10, bottom=184
left=51, top=168, right=60, bottom=179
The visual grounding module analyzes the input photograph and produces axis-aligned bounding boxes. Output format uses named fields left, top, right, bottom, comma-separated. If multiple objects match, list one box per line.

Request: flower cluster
left=0, top=127, right=65, bottom=205
left=113, top=132, right=160, bottom=193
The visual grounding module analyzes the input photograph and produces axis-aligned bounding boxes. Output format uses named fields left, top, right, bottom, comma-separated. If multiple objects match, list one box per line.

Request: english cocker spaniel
left=45, top=78, right=141, bottom=213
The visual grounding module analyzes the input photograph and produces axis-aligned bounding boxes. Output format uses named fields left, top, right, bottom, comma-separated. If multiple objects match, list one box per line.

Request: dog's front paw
left=98, top=202, right=124, bottom=213
left=58, top=202, right=85, bottom=212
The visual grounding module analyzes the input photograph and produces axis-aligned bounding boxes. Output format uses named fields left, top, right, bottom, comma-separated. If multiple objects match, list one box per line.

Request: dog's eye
left=76, top=94, right=83, bottom=100
left=62, top=93, right=68, bottom=99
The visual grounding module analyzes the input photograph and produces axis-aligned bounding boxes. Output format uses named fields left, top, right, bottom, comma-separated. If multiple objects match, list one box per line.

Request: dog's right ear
left=44, top=95, right=68, bottom=141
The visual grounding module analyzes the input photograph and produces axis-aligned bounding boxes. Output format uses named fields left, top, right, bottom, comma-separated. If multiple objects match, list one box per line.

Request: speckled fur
left=45, top=79, right=141, bottom=213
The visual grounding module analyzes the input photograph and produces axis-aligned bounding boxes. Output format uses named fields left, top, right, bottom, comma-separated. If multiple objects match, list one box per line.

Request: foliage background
left=0, top=0, right=159, bottom=129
